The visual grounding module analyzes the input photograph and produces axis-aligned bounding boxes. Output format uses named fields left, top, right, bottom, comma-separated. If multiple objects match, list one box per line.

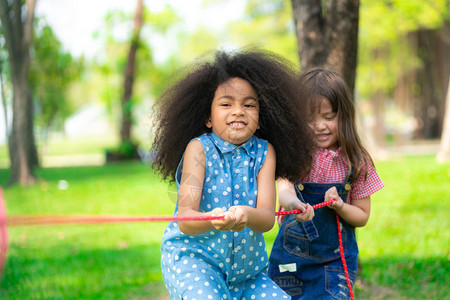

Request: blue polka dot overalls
left=161, top=132, right=291, bottom=300
left=268, top=171, right=357, bottom=299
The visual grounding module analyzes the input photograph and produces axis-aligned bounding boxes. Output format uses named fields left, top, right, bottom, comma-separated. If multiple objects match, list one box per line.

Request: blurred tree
left=0, top=0, right=38, bottom=186
left=224, top=0, right=358, bottom=93
left=358, top=0, right=448, bottom=142
left=30, top=20, right=82, bottom=145
left=119, top=0, right=143, bottom=153
left=438, top=77, right=450, bottom=162
left=93, top=4, right=180, bottom=159
left=224, top=0, right=448, bottom=145
left=411, top=24, right=449, bottom=139
left=291, top=0, right=359, bottom=96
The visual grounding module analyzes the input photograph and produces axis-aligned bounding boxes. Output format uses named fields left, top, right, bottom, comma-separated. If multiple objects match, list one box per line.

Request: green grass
left=0, top=155, right=449, bottom=299
left=0, top=143, right=7, bottom=167
left=0, top=162, right=174, bottom=299
left=358, top=156, right=449, bottom=299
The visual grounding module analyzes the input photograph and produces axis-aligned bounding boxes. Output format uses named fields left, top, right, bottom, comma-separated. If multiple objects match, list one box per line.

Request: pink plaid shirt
left=302, top=148, right=384, bottom=202
left=277, top=148, right=384, bottom=217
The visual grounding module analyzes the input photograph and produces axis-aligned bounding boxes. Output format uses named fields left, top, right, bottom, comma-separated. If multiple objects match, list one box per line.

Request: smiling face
left=308, top=97, right=339, bottom=151
left=206, top=77, right=260, bottom=145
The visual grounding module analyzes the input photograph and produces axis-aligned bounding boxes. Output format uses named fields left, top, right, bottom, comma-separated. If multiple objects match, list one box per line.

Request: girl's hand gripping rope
left=210, top=208, right=236, bottom=231
left=324, top=187, right=344, bottom=211
left=227, top=206, right=248, bottom=232
left=210, top=206, right=248, bottom=232
left=292, top=202, right=315, bottom=222
left=275, top=200, right=336, bottom=220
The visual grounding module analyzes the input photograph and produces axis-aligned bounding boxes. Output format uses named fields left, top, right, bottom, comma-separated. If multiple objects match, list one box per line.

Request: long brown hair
left=299, top=67, right=374, bottom=182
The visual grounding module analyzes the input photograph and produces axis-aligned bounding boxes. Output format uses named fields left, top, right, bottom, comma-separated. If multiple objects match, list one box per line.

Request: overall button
left=297, top=183, right=304, bottom=191
left=345, top=184, right=351, bottom=190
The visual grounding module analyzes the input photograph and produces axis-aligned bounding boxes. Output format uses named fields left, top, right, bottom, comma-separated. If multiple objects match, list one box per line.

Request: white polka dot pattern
left=161, top=133, right=290, bottom=299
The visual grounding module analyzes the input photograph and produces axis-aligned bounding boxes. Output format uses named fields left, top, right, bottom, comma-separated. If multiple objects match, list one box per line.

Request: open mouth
left=228, top=121, right=246, bottom=129
left=316, top=134, right=330, bottom=141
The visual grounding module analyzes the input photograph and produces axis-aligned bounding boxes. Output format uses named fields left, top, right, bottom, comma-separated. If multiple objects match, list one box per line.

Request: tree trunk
left=437, top=77, right=450, bottom=162
left=371, top=91, right=387, bottom=147
left=394, top=23, right=449, bottom=143
left=414, top=28, right=446, bottom=139
left=120, top=0, right=143, bottom=144
left=290, top=0, right=359, bottom=97
left=0, top=0, right=38, bottom=186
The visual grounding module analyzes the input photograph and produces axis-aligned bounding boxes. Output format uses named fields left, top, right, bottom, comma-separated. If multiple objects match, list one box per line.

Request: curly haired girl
left=152, top=49, right=314, bottom=300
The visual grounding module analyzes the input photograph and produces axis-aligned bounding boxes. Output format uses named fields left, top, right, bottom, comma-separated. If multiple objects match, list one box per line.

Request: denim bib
left=269, top=170, right=358, bottom=299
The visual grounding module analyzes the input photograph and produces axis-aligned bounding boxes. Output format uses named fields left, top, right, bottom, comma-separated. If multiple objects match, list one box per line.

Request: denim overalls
left=269, top=171, right=358, bottom=299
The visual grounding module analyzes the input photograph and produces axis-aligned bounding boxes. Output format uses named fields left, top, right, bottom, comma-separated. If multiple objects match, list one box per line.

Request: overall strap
left=343, top=166, right=354, bottom=190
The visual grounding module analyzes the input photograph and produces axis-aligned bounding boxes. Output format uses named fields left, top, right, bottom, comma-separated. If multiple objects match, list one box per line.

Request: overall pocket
left=283, top=219, right=311, bottom=258
left=283, top=216, right=348, bottom=262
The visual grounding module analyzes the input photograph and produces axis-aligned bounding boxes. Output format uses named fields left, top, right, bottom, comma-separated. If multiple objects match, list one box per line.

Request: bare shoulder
left=184, top=139, right=205, bottom=164
left=266, top=142, right=276, bottom=159
left=185, top=139, right=204, bottom=153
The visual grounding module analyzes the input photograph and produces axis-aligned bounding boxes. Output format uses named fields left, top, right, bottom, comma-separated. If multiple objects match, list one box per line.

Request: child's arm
left=325, top=187, right=371, bottom=227
left=178, top=140, right=236, bottom=234
left=277, top=179, right=314, bottom=222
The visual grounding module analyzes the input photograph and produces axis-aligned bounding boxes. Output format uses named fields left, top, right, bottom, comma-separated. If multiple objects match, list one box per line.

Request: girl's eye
left=244, top=100, right=258, bottom=108
left=220, top=103, right=231, bottom=107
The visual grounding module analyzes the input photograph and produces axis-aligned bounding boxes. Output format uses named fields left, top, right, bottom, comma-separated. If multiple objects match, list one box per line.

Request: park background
left=0, top=0, right=449, bottom=299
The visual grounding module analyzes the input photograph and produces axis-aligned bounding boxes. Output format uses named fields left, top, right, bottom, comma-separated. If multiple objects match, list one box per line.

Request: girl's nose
left=232, top=104, right=244, bottom=116
left=314, top=121, right=325, bottom=130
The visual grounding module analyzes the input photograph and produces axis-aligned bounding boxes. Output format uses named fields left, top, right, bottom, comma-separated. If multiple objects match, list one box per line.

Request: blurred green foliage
left=30, top=19, right=83, bottom=133
left=357, top=0, right=448, bottom=98
left=2, top=0, right=447, bottom=153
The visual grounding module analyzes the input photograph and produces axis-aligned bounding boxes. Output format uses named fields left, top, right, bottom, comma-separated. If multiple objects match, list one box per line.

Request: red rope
left=4, top=200, right=335, bottom=226
left=275, top=199, right=335, bottom=215
left=336, top=213, right=355, bottom=300
left=0, top=198, right=354, bottom=298
left=5, top=214, right=225, bottom=226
